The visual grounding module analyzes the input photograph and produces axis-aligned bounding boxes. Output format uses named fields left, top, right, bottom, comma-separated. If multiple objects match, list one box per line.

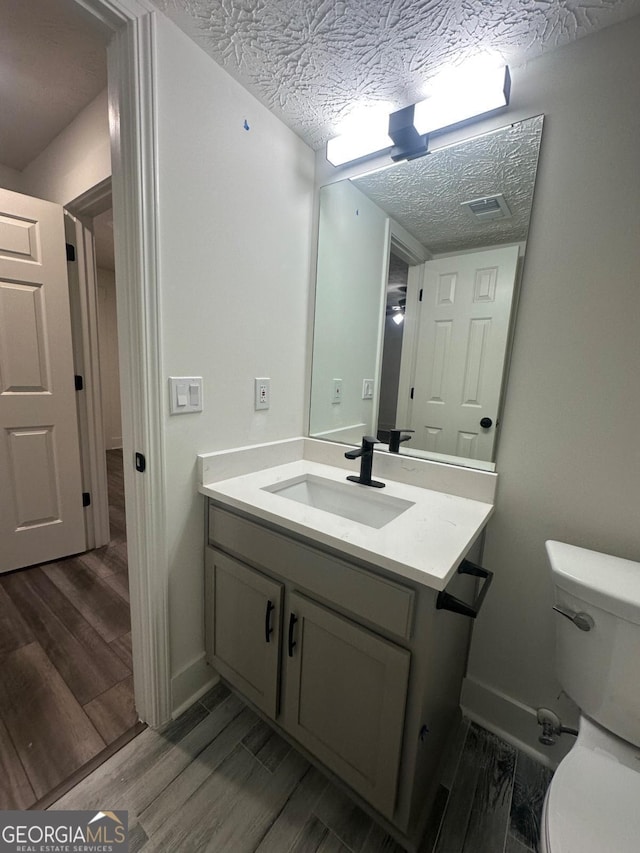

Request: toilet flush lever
left=553, top=605, right=594, bottom=632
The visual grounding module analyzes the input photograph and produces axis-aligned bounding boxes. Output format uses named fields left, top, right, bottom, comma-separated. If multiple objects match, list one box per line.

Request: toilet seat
left=543, top=740, right=640, bottom=852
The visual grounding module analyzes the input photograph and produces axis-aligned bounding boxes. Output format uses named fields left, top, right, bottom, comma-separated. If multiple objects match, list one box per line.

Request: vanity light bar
left=325, top=115, right=393, bottom=167
left=413, top=65, right=511, bottom=136
left=326, top=65, right=511, bottom=167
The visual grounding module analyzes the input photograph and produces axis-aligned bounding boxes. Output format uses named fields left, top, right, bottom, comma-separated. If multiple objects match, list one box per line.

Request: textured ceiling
left=0, top=0, right=108, bottom=171
left=354, top=115, right=543, bottom=255
left=4, top=0, right=640, bottom=173
left=151, top=0, right=640, bottom=149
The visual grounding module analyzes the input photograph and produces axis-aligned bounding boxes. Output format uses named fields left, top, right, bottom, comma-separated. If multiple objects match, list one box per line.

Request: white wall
left=96, top=267, right=122, bottom=450
left=152, top=14, right=315, bottom=705
left=310, top=180, right=388, bottom=442
left=0, top=163, right=25, bottom=193
left=461, top=17, right=640, bottom=759
left=22, top=89, right=110, bottom=206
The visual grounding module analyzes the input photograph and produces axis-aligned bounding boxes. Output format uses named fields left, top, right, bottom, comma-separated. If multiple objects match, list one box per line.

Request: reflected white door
left=0, top=188, right=85, bottom=572
left=409, top=246, right=519, bottom=460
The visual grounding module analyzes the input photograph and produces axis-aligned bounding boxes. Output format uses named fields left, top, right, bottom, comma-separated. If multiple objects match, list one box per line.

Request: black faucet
left=388, top=428, right=415, bottom=453
left=344, top=436, right=385, bottom=488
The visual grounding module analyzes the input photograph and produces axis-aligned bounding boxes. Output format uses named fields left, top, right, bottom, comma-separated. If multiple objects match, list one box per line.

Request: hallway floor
left=51, top=681, right=552, bottom=853
left=0, top=449, right=137, bottom=809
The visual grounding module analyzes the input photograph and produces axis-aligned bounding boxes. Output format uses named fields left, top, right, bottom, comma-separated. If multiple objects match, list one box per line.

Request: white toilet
left=541, top=540, right=640, bottom=852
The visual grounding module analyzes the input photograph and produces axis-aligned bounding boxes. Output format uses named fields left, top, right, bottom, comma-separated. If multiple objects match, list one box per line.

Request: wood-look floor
left=0, top=449, right=137, bottom=810
left=51, top=680, right=552, bottom=853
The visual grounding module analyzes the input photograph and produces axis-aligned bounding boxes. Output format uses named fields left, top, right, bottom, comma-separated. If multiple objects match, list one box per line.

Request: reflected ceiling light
left=326, top=65, right=510, bottom=166
left=413, top=65, right=511, bottom=136
left=392, top=311, right=404, bottom=325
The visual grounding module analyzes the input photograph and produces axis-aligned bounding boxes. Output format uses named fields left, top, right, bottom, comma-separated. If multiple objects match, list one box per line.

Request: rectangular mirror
left=309, top=115, right=544, bottom=470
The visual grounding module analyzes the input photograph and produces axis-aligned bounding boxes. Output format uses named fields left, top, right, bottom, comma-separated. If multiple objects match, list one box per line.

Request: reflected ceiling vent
left=462, top=193, right=512, bottom=222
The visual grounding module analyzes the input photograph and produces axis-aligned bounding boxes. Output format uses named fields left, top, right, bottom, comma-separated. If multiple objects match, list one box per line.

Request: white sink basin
left=262, top=473, right=415, bottom=529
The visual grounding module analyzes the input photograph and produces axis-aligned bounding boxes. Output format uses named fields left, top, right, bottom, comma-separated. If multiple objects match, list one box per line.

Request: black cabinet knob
left=480, top=417, right=493, bottom=429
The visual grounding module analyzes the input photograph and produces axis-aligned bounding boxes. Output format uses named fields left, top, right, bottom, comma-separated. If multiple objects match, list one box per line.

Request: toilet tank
left=546, top=541, right=640, bottom=748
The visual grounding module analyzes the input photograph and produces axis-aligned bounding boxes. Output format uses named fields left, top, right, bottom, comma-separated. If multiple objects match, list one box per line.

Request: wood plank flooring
left=0, top=449, right=137, bottom=809
left=51, top=681, right=553, bottom=853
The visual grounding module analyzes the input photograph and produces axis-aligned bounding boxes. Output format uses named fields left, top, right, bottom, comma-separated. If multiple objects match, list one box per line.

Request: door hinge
left=419, top=288, right=423, bottom=302
left=66, top=242, right=76, bottom=262
left=135, top=452, right=146, bottom=473
left=410, top=387, right=415, bottom=399
left=74, top=375, right=84, bottom=391
left=82, top=492, right=91, bottom=507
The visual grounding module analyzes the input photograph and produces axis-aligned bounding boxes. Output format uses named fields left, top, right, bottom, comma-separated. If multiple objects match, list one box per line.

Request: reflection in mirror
left=309, top=115, right=544, bottom=470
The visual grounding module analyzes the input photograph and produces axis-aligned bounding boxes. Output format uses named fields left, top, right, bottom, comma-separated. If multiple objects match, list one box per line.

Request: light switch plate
left=362, top=379, right=374, bottom=400
left=169, top=377, right=203, bottom=414
left=331, top=378, right=343, bottom=404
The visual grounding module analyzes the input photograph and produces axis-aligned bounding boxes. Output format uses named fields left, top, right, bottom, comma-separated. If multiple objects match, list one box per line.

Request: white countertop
left=199, top=456, right=494, bottom=591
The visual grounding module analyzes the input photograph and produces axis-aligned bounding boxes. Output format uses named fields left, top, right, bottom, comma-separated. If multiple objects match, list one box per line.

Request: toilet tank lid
left=546, top=541, right=640, bottom=625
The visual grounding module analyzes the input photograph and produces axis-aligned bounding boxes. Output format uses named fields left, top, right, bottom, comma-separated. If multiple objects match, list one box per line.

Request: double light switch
left=169, top=377, right=203, bottom=414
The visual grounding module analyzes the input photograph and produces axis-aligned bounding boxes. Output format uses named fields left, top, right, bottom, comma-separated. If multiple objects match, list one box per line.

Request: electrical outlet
left=331, top=379, right=343, bottom=404
left=255, top=377, right=270, bottom=410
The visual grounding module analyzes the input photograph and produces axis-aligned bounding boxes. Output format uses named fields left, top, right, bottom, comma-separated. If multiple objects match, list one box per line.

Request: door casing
left=65, top=208, right=111, bottom=552
left=72, top=0, right=170, bottom=727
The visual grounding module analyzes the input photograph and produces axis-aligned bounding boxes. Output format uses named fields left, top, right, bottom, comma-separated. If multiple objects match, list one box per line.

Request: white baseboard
left=460, top=676, right=573, bottom=770
left=171, top=652, right=219, bottom=719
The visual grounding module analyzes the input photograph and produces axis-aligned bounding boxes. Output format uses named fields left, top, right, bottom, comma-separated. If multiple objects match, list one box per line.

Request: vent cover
left=462, top=193, right=512, bottom=222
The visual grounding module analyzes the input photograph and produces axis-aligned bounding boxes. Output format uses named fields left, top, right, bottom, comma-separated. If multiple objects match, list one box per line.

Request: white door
left=0, top=188, right=86, bottom=572
left=407, top=246, right=519, bottom=461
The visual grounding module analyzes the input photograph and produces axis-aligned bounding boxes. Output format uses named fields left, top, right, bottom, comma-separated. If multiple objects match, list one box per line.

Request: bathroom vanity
left=198, top=438, right=496, bottom=851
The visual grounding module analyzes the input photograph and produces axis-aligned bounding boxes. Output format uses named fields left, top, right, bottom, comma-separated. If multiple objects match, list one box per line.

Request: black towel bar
left=436, top=559, right=494, bottom=618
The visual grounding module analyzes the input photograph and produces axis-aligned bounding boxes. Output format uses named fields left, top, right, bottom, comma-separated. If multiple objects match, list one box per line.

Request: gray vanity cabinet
left=205, top=502, right=479, bottom=850
left=284, top=591, right=410, bottom=818
left=205, top=548, right=283, bottom=718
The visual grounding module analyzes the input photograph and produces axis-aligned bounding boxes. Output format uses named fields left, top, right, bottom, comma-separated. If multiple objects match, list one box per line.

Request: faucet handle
left=344, top=435, right=381, bottom=460
left=388, top=428, right=415, bottom=453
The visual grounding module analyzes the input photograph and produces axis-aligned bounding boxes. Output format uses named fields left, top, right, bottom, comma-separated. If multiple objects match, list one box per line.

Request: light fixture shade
left=326, top=116, right=392, bottom=166
left=413, top=66, right=510, bottom=136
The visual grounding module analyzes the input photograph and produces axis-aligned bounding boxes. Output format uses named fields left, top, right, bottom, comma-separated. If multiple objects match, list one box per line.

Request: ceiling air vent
left=462, top=193, right=512, bottom=222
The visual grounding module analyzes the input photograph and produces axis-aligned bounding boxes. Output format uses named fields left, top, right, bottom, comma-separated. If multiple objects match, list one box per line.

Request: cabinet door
left=205, top=548, right=283, bottom=718
left=284, top=592, right=410, bottom=819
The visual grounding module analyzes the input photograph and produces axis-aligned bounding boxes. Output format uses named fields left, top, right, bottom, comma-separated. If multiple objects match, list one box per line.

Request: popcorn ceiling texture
left=151, top=0, right=640, bottom=148
left=353, top=116, right=543, bottom=255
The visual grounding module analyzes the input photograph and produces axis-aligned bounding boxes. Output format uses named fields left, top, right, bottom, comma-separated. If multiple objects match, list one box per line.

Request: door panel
left=7, top=427, right=60, bottom=527
left=0, top=189, right=85, bottom=572
left=0, top=282, right=49, bottom=392
left=0, top=212, right=40, bottom=260
left=408, top=246, right=519, bottom=461
left=284, top=592, right=410, bottom=819
left=205, top=548, right=283, bottom=718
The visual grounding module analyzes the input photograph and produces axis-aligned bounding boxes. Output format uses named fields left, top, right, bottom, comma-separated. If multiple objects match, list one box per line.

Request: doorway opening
left=0, top=184, right=141, bottom=810
left=0, top=0, right=149, bottom=806
left=2, top=1, right=173, bottom=812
